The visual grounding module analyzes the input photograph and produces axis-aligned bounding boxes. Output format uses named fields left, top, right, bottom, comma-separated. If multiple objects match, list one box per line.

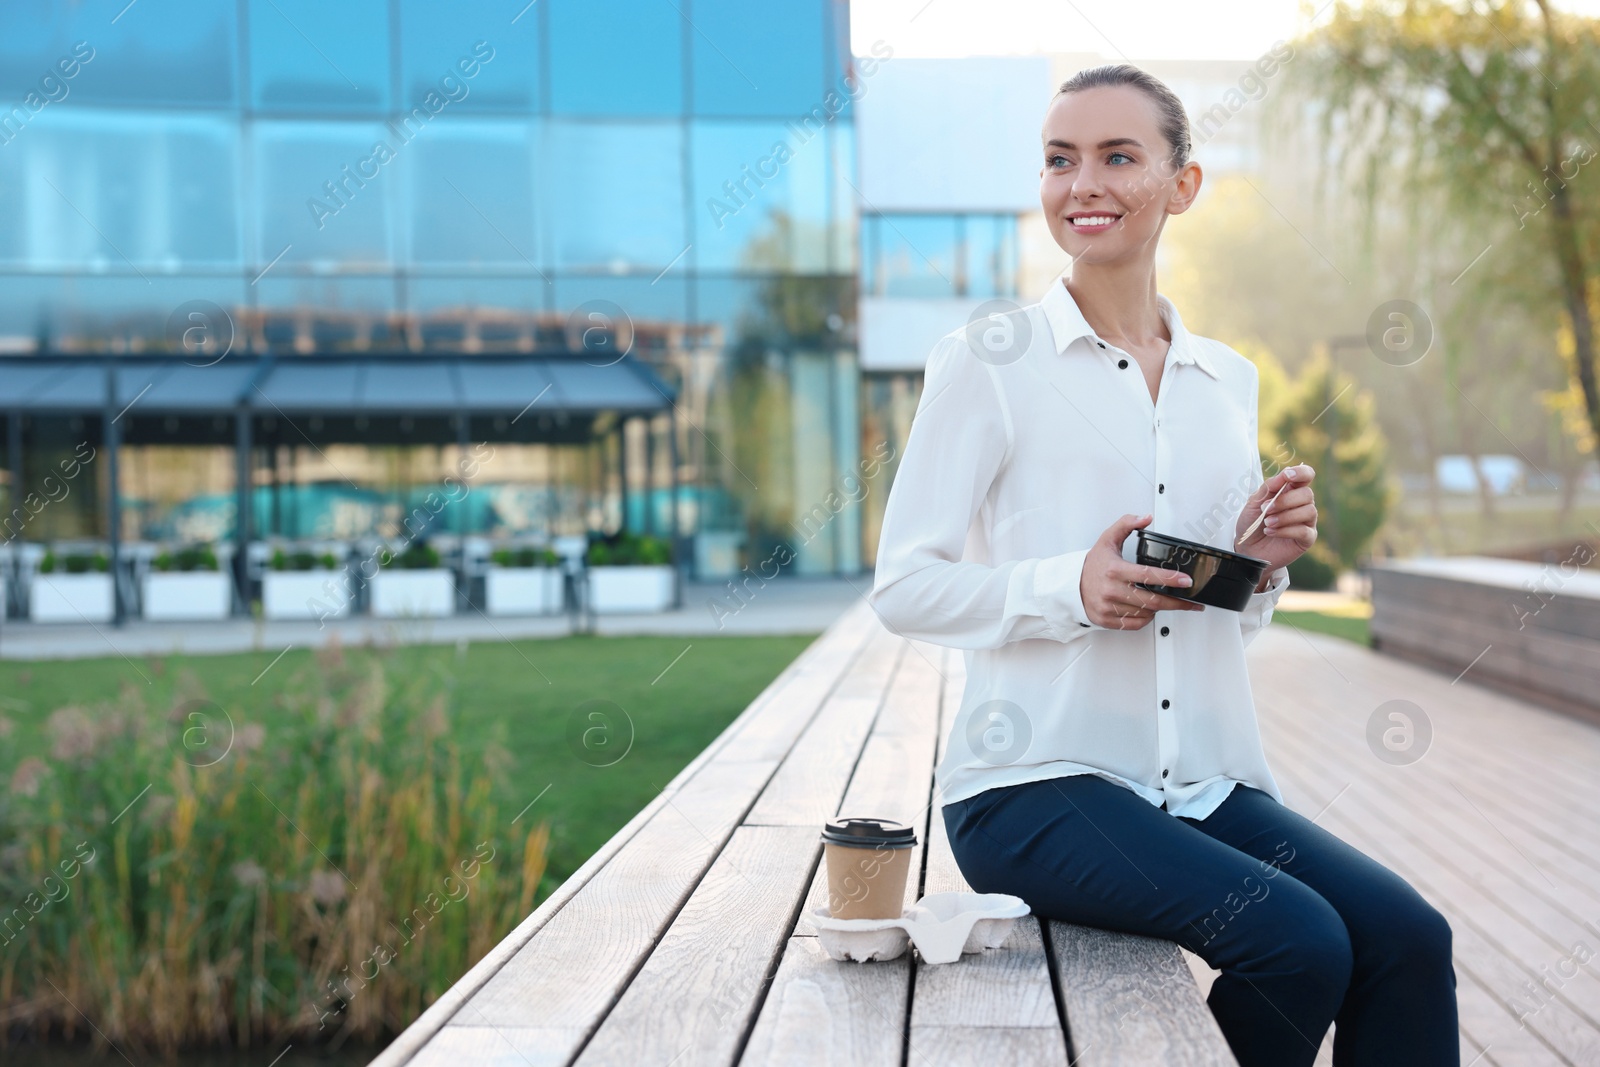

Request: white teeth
left=1072, top=216, right=1119, bottom=226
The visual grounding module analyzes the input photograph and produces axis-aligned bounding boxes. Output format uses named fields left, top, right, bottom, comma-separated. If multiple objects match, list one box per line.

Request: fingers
left=1101, top=512, right=1153, bottom=548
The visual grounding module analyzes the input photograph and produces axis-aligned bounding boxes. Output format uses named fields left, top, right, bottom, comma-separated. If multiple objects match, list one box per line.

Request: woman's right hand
left=1080, top=513, right=1205, bottom=629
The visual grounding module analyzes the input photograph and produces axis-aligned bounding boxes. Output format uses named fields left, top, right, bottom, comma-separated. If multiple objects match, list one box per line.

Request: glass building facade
left=0, top=0, right=867, bottom=581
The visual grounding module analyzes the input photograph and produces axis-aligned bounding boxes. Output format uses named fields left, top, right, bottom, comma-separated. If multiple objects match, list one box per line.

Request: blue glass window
left=863, top=214, right=1017, bottom=298
left=963, top=216, right=1018, bottom=298
left=542, top=121, right=685, bottom=271
left=547, top=0, right=682, bottom=116
left=249, top=0, right=391, bottom=113
left=691, top=0, right=825, bottom=117
left=0, top=0, right=236, bottom=107
left=254, top=122, right=397, bottom=270
left=692, top=121, right=828, bottom=273
left=864, top=215, right=959, bottom=298
left=409, top=122, right=538, bottom=268
left=399, top=1, right=537, bottom=113
left=8, top=111, right=239, bottom=270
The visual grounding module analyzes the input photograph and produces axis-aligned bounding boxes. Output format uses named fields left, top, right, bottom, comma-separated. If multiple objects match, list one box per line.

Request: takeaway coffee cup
left=821, top=816, right=917, bottom=920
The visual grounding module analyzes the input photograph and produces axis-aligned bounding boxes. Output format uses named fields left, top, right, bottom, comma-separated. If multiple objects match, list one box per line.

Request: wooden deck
left=370, top=601, right=1600, bottom=1066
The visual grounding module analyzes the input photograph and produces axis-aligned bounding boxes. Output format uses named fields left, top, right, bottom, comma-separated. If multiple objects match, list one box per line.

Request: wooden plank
left=459, top=758, right=778, bottom=1031
left=574, top=825, right=818, bottom=1067
left=905, top=1026, right=1067, bottom=1065
left=739, top=935, right=911, bottom=1065
left=405, top=1026, right=586, bottom=1067
left=744, top=625, right=905, bottom=827
left=1258, top=715, right=1598, bottom=1064
left=1048, top=923, right=1236, bottom=1066
left=375, top=603, right=872, bottom=1067
left=715, top=604, right=880, bottom=764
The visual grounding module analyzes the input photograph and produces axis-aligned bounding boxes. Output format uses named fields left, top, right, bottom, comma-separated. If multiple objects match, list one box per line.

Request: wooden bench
left=369, top=602, right=1237, bottom=1066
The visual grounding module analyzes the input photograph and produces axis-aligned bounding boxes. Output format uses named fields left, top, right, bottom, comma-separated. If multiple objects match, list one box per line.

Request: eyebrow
left=1045, top=138, right=1144, bottom=150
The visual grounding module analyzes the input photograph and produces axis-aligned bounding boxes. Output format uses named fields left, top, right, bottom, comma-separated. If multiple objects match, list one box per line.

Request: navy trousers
left=943, top=774, right=1458, bottom=1066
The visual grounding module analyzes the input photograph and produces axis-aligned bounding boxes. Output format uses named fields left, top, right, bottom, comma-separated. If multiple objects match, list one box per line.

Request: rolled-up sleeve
left=1239, top=363, right=1291, bottom=648
left=868, top=333, right=1103, bottom=649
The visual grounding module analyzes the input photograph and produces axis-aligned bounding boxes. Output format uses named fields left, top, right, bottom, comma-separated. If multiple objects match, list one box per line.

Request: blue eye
left=1109, top=151, right=1133, bottom=164
left=1047, top=154, right=1070, bottom=169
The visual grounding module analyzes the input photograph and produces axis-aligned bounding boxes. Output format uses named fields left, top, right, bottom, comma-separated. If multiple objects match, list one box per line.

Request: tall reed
left=0, top=637, right=549, bottom=1056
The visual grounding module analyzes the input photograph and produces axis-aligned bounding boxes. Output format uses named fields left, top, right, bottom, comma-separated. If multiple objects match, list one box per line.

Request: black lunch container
left=1133, top=529, right=1272, bottom=613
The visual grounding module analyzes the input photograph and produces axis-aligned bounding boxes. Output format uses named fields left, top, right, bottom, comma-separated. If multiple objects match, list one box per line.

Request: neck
left=1063, top=261, right=1168, bottom=347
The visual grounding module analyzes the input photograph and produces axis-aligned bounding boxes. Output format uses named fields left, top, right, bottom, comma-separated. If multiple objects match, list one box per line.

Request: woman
left=868, top=65, right=1458, bottom=1067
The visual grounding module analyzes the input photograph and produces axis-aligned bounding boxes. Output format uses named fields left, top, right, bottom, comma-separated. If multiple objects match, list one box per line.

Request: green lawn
left=1271, top=609, right=1371, bottom=647
left=0, top=632, right=817, bottom=890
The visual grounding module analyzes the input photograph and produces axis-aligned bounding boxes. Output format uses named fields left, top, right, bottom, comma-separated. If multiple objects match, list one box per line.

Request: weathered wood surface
left=1368, top=556, right=1600, bottom=725
left=382, top=599, right=1593, bottom=1066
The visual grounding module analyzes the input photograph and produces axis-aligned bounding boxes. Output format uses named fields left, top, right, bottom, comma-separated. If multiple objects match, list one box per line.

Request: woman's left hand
left=1234, top=464, right=1318, bottom=576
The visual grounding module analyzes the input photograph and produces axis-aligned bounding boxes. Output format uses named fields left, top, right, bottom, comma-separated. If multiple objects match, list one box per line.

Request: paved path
left=0, top=578, right=863, bottom=660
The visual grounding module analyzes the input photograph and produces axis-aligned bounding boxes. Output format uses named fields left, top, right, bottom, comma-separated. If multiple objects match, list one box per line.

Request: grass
left=0, top=633, right=815, bottom=891
left=1272, top=608, right=1371, bottom=646
left=0, top=631, right=815, bottom=1055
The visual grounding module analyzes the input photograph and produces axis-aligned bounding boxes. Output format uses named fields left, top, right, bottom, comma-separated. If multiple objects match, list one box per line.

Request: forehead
left=1041, top=85, right=1163, bottom=143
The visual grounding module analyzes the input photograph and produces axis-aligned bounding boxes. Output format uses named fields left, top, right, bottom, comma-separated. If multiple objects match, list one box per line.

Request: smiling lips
left=1068, top=213, right=1123, bottom=233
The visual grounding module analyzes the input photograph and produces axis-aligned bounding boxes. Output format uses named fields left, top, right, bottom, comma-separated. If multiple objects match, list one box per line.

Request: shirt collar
left=1039, top=273, right=1220, bottom=380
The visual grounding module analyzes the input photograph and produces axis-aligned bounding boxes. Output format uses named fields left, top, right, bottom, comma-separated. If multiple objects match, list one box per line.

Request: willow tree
left=1278, top=0, right=1600, bottom=480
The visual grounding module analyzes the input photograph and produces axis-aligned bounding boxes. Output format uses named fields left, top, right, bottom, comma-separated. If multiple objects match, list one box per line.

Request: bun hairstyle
left=1054, top=64, right=1192, bottom=175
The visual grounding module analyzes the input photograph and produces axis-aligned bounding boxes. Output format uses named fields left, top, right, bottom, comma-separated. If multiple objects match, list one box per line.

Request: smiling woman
left=869, top=64, right=1461, bottom=1067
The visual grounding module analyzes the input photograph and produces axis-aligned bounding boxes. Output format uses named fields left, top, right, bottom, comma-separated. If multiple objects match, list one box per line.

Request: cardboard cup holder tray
left=802, top=892, right=1030, bottom=964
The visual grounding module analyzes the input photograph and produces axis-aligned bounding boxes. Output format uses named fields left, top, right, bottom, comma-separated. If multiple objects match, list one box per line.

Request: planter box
left=30, top=572, right=114, bottom=623
left=371, top=568, right=456, bottom=618
left=143, top=571, right=231, bottom=621
left=588, top=565, right=675, bottom=614
left=485, top=566, right=564, bottom=616
left=263, top=570, right=352, bottom=621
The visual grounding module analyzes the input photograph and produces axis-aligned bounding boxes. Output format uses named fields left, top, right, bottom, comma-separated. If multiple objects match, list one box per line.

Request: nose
left=1068, top=158, right=1109, bottom=203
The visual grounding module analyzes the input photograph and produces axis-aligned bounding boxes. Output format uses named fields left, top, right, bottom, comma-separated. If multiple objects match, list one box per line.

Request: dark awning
left=0, top=353, right=677, bottom=416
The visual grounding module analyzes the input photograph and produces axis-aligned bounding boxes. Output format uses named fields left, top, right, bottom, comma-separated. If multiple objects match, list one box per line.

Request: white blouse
left=868, top=272, right=1291, bottom=820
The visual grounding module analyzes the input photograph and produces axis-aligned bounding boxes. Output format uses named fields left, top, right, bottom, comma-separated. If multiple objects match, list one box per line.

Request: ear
left=1167, top=160, right=1204, bottom=215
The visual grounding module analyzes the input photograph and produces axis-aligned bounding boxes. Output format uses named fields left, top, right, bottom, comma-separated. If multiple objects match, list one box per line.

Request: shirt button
left=1160, top=626, right=1169, bottom=636
left=1161, top=699, right=1171, bottom=709
left=1162, top=768, right=1170, bottom=779
left=1158, top=483, right=1165, bottom=493
left=1118, top=359, right=1128, bottom=369
left=1096, top=341, right=1107, bottom=349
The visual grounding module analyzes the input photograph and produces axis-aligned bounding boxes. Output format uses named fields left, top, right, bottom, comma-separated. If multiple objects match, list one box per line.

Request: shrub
left=40, top=551, right=108, bottom=575
left=270, top=549, right=339, bottom=572
left=0, top=643, right=549, bottom=1053
left=490, top=546, right=559, bottom=568
left=153, top=544, right=220, bottom=573
left=1287, top=541, right=1341, bottom=591
left=586, top=532, right=672, bottom=567
left=382, top=542, right=442, bottom=570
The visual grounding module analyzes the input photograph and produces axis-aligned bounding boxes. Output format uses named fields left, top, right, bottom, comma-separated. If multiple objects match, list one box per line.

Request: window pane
left=0, top=0, right=237, bottom=107
left=690, top=0, right=825, bottom=117
left=964, top=215, right=1020, bottom=298
left=7, top=111, right=240, bottom=270
left=548, top=0, right=681, bottom=116
left=399, top=1, right=536, bottom=113
left=869, top=214, right=958, bottom=298
left=409, top=122, right=537, bottom=269
left=692, top=121, right=827, bottom=273
left=249, top=0, right=391, bottom=113
left=543, top=122, right=685, bottom=270
left=254, top=122, right=397, bottom=269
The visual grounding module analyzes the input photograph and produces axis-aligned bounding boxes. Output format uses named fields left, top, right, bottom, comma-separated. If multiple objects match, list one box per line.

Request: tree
left=1269, top=347, right=1396, bottom=573
left=1279, top=0, right=1600, bottom=483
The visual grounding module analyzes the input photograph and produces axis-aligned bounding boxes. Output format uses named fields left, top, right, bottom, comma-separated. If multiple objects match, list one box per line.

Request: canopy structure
left=0, top=353, right=682, bottom=622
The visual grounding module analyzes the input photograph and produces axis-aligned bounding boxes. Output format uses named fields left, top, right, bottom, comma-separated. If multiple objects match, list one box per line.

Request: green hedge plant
left=490, top=546, right=559, bottom=568
left=153, top=544, right=220, bottom=573
left=585, top=532, right=672, bottom=567
left=40, top=550, right=109, bottom=575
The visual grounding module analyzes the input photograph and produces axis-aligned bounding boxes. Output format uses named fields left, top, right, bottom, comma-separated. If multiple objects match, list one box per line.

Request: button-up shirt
left=868, top=272, right=1291, bottom=820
